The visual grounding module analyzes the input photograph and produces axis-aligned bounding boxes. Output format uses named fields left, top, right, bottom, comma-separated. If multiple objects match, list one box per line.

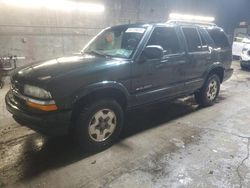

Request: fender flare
left=71, top=81, right=130, bottom=106
left=203, top=62, right=225, bottom=83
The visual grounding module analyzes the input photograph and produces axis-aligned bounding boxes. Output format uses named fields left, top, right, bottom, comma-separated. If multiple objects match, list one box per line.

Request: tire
left=75, top=99, right=124, bottom=152
left=232, top=55, right=240, bottom=61
left=240, top=63, right=249, bottom=70
left=0, top=80, right=3, bottom=89
left=195, top=74, right=220, bottom=107
left=240, top=62, right=245, bottom=70
left=240, top=65, right=245, bottom=70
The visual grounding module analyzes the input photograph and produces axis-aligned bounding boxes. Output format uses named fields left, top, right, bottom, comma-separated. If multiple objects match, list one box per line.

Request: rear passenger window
left=147, top=27, right=181, bottom=55
left=207, top=28, right=230, bottom=49
left=199, top=32, right=207, bottom=45
left=182, top=27, right=202, bottom=52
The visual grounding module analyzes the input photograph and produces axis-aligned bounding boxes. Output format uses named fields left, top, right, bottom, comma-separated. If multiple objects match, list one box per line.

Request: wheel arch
left=70, top=82, right=129, bottom=122
left=205, top=64, right=225, bottom=83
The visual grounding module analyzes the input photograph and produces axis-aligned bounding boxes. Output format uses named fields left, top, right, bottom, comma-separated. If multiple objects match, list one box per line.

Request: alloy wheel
left=88, top=109, right=117, bottom=142
left=206, top=79, right=218, bottom=101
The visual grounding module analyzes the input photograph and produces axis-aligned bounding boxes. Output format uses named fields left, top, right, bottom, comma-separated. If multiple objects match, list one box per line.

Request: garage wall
left=2, top=0, right=247, bottom=67
left=0, top=0, right=168, bottom=66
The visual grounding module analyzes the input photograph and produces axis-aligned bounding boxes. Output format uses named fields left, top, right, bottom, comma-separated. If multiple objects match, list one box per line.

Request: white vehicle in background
left=240, top=44, right=250, bottom=69
left=232, top=34, right=250, bottom=59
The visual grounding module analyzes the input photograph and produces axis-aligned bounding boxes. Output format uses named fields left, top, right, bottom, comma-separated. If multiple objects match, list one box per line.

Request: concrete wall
left=1, top=0, right=248, bottom=67
left=0, top=0, right=168, bottom=66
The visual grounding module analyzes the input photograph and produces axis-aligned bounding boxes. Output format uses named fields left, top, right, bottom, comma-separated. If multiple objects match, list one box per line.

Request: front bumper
left=223, top=68, right=234, bottom=82
left=5, top=90, right=72, bottom=136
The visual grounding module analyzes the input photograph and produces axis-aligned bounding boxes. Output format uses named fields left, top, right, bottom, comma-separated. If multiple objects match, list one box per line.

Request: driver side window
left=147, top=27, right=181, bottom=55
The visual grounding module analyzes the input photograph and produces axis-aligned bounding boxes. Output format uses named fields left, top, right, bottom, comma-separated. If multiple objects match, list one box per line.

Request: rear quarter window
left=207, top=28, right=230, bottom=49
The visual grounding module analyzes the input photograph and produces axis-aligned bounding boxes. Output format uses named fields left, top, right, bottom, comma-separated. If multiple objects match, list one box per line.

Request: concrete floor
left=0, top=61, right=250, bottom=188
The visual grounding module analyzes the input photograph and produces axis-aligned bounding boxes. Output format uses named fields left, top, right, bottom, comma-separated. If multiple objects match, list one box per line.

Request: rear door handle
left=161, top=59, right=169, bottom=63
left=156, top=63, right=166, bottom=69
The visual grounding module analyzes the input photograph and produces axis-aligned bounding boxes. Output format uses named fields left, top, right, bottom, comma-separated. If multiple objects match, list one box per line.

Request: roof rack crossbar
left=167, top=20, right=217, bottom=27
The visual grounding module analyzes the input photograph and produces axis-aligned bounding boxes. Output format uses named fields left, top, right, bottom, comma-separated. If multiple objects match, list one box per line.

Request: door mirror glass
left=141, top=45, right=164, bottom=61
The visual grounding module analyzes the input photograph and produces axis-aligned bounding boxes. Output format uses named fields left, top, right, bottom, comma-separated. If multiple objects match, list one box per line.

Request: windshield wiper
left=83, top=50, right=108, bottom=57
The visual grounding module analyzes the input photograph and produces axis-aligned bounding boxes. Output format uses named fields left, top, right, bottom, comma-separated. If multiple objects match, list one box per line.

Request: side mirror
left=141, top=45, right=164, bottom=61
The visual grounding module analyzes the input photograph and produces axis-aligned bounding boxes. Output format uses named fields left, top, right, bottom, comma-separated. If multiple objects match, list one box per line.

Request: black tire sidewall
left=75, top=99, right=124, bottom=152
left=240, top=64, right=249, bottom=70
left=240, top=63, right=245, bottom=70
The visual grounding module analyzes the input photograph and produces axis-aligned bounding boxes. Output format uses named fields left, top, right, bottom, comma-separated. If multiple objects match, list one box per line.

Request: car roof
left=109, top=22, right=222, bottom=30
left=109, top=23, right=174, bottom=28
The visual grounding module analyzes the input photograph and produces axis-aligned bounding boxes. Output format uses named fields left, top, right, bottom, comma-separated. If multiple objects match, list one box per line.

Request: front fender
left=70, top=81, right=130, bottom=106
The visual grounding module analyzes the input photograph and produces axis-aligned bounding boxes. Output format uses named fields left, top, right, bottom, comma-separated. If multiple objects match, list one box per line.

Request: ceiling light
left=169, top=13, right=215, bottom=22
left=2, top=0, right=105, bottom=13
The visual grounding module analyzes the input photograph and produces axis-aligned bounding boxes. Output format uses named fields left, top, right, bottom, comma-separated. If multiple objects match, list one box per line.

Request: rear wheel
left=195, top=74, right=220, bottom=107
left=75, top=99, right=124, bottom=152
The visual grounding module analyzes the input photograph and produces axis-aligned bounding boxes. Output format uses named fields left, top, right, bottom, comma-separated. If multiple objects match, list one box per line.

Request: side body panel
left=130, top=25, right=189, bottom=107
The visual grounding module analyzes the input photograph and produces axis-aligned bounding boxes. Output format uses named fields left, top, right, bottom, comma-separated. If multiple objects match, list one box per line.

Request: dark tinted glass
left=198, top=29, right=209, bottom=51
left=207, top=28, right=230, bottom=49
left=84, top=26, right=146, bottom=58
left=147, top=27, right=180, bottom=55
left=182, top=27, right=202, bottom=52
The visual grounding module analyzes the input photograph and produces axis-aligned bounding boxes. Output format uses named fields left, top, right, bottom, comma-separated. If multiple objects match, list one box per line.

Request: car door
left=131, top=26, right=187, bottom=106
left=181, top=26, right=211, bottom=91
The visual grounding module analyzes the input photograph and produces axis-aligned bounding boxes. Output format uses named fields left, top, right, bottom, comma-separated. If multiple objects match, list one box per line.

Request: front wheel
left=75, top=99, right=124, bottom=152
left=195, top=74, right=220, bottom=107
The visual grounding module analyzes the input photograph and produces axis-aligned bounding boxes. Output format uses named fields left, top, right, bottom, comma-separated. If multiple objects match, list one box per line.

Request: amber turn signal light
left=26, top=101, right=58, bottom=111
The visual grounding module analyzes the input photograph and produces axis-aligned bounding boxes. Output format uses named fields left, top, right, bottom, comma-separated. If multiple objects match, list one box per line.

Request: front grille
left=9, top=79, right=26, bottom=107
left=13, top=94, right=26, bottom=106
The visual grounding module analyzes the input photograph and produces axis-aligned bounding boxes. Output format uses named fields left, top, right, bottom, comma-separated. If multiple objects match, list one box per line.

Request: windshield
left=234, top=33, right=250, bottom=43
left=83, top=26, right=147, bottom=58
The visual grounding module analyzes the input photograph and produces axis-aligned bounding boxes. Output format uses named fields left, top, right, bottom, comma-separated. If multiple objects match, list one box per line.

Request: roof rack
left=167, top=19, right=217, bottom=27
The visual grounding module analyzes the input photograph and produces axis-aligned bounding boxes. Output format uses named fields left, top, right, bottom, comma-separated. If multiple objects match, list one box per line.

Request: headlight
left=24, top=85, right=52, bottom=99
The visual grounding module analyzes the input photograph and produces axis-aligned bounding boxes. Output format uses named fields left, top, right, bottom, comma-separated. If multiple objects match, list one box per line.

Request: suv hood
left=13, top=54, right=110, bottom=84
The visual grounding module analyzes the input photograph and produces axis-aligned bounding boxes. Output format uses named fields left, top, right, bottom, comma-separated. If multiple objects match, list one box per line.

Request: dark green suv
left=6, top=21, right=233, bottom=151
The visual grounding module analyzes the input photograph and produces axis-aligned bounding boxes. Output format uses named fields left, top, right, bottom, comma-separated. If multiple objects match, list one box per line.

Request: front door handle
left=155, top=58, right=170, bottom=68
